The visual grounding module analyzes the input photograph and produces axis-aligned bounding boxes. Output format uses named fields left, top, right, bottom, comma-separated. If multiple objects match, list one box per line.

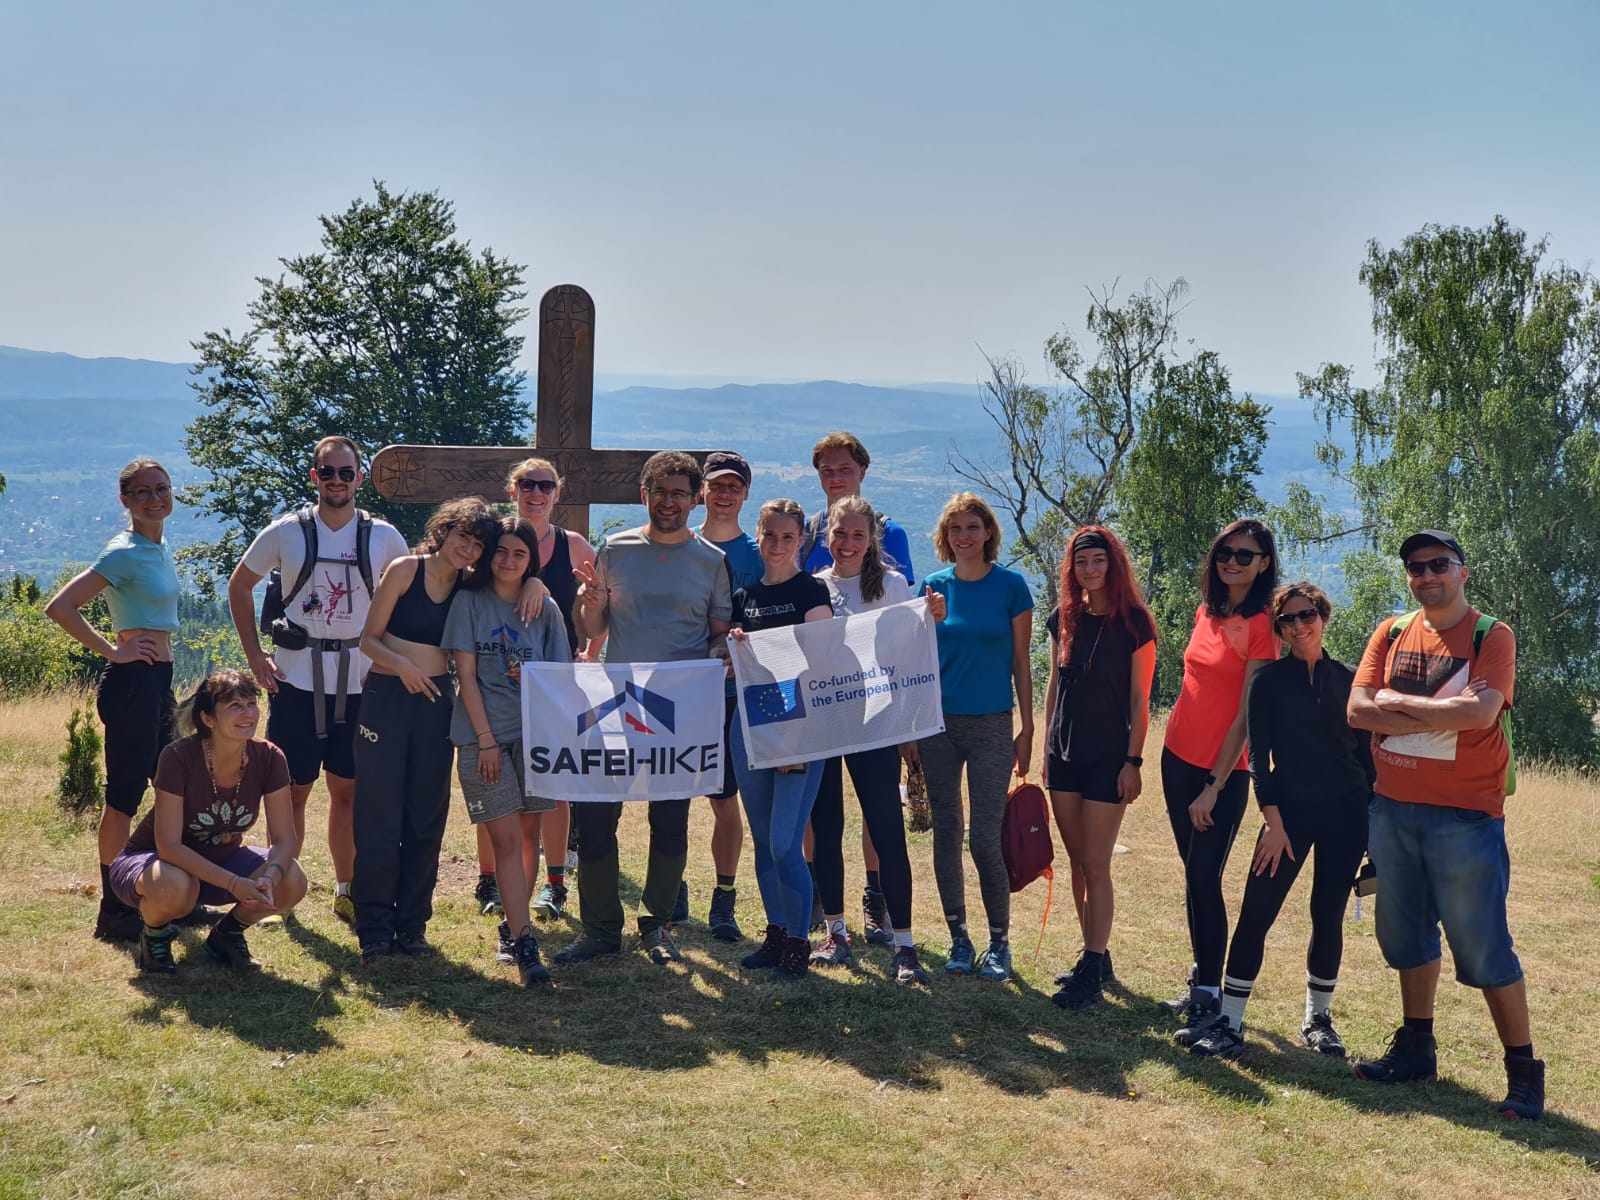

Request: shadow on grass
left=277, top=914, right=1257, bottom=1102
left=126, top=924, right=344, bottom=1055
left=1238, top=1026, right=1600, bottom=1167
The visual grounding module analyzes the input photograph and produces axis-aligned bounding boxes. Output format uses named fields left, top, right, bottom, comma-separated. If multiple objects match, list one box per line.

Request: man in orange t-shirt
left=1346, top=531, right=1541, bottom=1121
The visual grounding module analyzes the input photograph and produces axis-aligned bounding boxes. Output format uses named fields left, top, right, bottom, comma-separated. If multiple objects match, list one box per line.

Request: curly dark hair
left=418, top=497, right=500, bottom=555
left=639, top=450, right=703, bottom=496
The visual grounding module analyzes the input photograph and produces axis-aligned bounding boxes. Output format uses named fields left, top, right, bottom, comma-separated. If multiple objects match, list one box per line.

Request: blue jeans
left=1368, top=793, right=1522, bottom=989
left=730, top=719, right=823, bottom=938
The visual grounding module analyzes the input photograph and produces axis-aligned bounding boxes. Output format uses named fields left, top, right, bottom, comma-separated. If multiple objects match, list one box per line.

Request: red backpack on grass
left=1001, top=777, right=1055, bottom=957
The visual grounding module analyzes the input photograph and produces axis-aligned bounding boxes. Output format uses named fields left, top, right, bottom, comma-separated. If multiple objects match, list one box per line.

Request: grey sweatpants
left=920, top=710, right=1015, bottom=944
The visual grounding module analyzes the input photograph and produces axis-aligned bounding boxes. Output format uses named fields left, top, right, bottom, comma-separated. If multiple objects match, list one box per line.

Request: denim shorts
left=457, top=741, right=556, bottom=825
left=1368, top=793, right=1522, bottom=989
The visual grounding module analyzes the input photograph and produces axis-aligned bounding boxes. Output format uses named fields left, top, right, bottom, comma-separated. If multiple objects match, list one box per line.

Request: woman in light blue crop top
left=46, top=457, right=182, bottom=943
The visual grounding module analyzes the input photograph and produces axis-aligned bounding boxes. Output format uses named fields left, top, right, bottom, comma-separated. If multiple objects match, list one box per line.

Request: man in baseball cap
left=686, top=450, right=762, bottom=941
left=1346, top=529, right=1541, bottom=1119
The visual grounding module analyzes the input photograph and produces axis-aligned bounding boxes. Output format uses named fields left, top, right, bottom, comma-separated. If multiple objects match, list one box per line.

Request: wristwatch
left=1124, top=755, right=1143, bottom=767
left=1204, top=772, right=1219, bottom=789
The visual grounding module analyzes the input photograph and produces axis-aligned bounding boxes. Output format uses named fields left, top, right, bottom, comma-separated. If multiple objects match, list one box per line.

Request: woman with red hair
left=1044, top=527, right=1157, bottom=1010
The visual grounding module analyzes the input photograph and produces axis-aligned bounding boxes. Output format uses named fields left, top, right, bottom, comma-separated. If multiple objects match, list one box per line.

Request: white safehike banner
left=520, top=660, right=726, bottom=801
left=729, top=597, right=944, bottom=770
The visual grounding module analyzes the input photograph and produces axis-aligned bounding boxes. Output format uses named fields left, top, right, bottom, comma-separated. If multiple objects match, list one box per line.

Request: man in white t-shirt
left=227, top=436, right=409, bottom=926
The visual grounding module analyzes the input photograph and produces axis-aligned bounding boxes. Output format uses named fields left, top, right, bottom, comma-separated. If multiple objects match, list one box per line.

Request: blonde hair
left=828, top=494, right=887, bottom=603
left=757, top=498, right=806, bottom=536
left=933, top=492, right=1001, bottom=563
left=506, top=456, right=562, bottom=491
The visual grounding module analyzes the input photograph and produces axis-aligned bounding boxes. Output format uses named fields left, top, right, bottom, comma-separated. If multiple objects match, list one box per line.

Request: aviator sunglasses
left=316, top=466, right=358, bottom=482
left=1404, top=556, right=1461, bottom=578
left=1277, top=608, right=1321, bottom=628
left=516, top=478, right=559, bottom=494
left=1214, top=546, right=1263, bottom=566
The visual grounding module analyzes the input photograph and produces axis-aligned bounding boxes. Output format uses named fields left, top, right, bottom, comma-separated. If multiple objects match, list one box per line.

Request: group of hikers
left=45, top=430, right=1544, bottom=1121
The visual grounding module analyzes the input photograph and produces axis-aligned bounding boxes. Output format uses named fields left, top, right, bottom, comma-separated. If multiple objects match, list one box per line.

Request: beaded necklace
left=203, top=739, right=248, bottom=806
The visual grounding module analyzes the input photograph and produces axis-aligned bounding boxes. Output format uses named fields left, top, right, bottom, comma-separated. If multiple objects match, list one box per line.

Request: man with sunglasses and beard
left=1347, top=531, right=1542, bottom=1121
left=228, top=437, right=410, bottom=927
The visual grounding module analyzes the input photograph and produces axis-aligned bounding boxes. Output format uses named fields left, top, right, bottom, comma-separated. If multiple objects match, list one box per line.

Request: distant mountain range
left=0, top=345, right=1350, bottom=583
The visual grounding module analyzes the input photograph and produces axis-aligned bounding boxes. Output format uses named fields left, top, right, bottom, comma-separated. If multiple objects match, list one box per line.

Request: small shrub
left=57, top=700, right=104, bottom=820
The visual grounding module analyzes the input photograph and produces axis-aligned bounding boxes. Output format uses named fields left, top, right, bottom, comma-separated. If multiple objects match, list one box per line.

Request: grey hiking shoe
left=496, top=921, right=515, bottom=964
left=809, top=928, right=853, bottom=968
left=1189, top=1016, right=1245, bottom=1058
left=1301, top=1012, right=1346, bottom=1056
left=1173, top=988, right=1223, bottom=1047
left=862, top=887, right=893, bottom=946
left=137, top=923, right=177, bottom=975
left=892, top=945, right=931, bottom=986
left=640, top=925, right=682, bottom=965
left=552, top=934, right=621, bottom=965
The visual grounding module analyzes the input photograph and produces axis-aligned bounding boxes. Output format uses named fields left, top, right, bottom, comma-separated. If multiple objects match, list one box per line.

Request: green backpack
left=1386, top=611, right=1516, bottom=796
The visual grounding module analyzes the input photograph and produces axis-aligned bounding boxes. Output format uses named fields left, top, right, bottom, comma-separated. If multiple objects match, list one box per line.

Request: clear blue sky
left=2, top=0, right=1596, bottom=394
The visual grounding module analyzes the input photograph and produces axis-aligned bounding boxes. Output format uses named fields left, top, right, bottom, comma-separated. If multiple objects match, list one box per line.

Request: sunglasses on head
left=516, top=478, right=559, bottom=494
left=316, top=466, right=357, bottom=482
left=1277, top=608, right=1321, bottom=627
left=1405, top=556, right=1461, bottom=578
left=1214, top=546, right=1263, bottom=566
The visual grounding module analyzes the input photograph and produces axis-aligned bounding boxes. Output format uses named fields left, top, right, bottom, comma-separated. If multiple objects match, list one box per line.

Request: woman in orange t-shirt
left=1160, top=519, right=1280, bottom=1044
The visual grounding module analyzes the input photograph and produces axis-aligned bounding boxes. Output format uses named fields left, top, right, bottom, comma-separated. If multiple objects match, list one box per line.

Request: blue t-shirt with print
left=924, top=564, right=1034, bottom=715
left=705, top=529, right=763, bottom=698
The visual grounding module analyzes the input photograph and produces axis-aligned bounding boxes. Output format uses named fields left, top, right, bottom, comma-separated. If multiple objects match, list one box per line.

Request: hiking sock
left=827, top=917, right=848, bottom=940
left=1505, top=1042, right=1534, bottom=1059
left=1196, top=985, right=1221, bottom=1000
left=546, top=866, right=565, bottom=886
left=865, top=870, right=882, bottom=893
left=1403, top=1015, right=1435, bottom=1036
left=1306, top=972, right=1336, bottom=1023
left=1221, top=973, right=1255, bottom=1030
left=335, top=881, right=351, bottom=898
left=716, top=874, right=736, bottom=890
left=892, top=930, right=913, bottom=949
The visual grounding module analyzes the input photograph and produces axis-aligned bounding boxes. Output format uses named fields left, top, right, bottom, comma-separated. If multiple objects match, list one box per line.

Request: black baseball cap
left=704, top=451, right=751, bottom=487
left=1399, top=530, right=1466, bottom=564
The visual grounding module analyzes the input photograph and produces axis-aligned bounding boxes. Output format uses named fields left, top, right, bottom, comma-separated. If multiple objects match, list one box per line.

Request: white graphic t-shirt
left=242, top=508, right=409, bottom=693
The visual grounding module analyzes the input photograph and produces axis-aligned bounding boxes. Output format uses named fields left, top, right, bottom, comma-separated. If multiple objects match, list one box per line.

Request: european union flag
left=744, top=679, right=807, bottom=726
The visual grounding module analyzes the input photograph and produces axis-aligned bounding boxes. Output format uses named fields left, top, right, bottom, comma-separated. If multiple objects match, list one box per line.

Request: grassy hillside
left=1, top=694, right=1596, bottom=1199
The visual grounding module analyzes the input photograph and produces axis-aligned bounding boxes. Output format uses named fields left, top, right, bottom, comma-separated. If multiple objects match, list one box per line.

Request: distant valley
left=0, top=345, right=1351, bottom=587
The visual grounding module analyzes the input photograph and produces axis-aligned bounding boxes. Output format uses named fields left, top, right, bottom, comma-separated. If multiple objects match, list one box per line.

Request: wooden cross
left=370, top=284, right=709, bottom=534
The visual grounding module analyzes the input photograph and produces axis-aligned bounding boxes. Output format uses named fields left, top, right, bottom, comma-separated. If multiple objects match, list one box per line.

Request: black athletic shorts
left=267, top=681, right=361, bottom=786
left=704, top=695, right=739, bottom=801
left=1046, top=752, right=1127, bottom=805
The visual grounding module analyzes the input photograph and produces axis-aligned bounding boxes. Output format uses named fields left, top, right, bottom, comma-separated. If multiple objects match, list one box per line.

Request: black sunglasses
left=1276, top=608, right=1321, bottom=627
left=1404, top=556, right=1461, bottom=578
left=316, top=466, right=358, bottom=482
left=1215, top=546, right=1263, bottom=566
left=516, top=478, right=559, bottom=495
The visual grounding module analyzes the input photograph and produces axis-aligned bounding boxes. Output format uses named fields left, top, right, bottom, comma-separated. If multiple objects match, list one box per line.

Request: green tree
left=1301, top=216, right=1600, bottom=763
left=1115, top=352, right=1271, bottom=703
left=181, top=182, right=530, bottom=584
left=952, top=279, right=1190, bottom=608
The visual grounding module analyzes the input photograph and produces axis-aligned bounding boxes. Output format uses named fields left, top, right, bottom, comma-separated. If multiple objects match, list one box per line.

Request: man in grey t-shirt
left=561, top=451, right=733, bottom=965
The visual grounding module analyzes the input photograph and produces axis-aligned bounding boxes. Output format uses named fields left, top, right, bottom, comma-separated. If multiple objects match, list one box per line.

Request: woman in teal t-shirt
left=46, top=457, right=181, bottom=943
left=917, top=492, right=1035, bottom=982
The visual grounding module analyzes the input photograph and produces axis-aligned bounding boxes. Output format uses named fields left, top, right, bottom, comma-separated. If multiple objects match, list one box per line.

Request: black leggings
left=351, top=673, right=454, bottom=946
left=1162, top=747, right=1250, bottom=988
left=96, top=660, right=176, bottom=816
left=810, top=746, right=913, bottom=928
left=1224, top=796, right=1368, bottom=983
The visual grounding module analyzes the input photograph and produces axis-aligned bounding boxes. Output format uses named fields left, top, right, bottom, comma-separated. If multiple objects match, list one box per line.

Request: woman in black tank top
left=350, top=498, right=498, bottom=960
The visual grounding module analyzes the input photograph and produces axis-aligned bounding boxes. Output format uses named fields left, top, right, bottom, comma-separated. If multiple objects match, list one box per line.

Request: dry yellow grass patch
left=1, top=693, right=1598, bottom=1199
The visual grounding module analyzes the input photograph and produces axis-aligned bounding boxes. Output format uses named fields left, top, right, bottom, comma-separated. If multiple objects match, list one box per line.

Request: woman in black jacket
left=1188, top=581, right=1374, bottom=1059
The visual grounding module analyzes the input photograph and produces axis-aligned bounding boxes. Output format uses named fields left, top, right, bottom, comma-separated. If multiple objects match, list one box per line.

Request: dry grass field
left=2, top=692, right=1598, bottom=1199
